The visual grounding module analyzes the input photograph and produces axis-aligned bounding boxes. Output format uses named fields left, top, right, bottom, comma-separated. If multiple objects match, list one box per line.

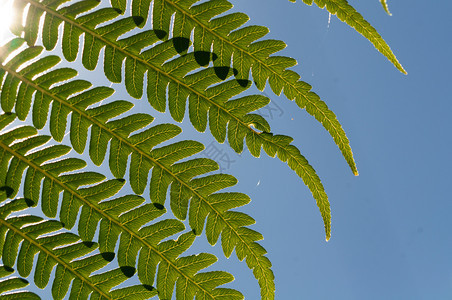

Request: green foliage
left=0, top=0, right=404, bottom=298
left=10, top=0, right=335, bottom=241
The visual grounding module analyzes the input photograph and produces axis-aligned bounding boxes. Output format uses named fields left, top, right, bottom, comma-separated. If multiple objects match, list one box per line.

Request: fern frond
left=292, top=0, right=404, bottom=73
left=0, top=42, right=276, bottom=292
left=10, top=1, right=334, bottom=240
left=0, top=265, right=40, bottom=299
left=0, top=38, right=332, bottom=297
left=0, top=115, right=264, bottom=299
left=101, top=0, right=358, bottom=176
left=380, top=0, right=392, bottom=16
left=0, top=197, right=156, bottom=300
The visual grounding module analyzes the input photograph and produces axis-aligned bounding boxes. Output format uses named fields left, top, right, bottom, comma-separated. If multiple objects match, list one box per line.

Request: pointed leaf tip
left=380, top=0, right=392, bottom=16
left=325, top=223, right=331, bottom=241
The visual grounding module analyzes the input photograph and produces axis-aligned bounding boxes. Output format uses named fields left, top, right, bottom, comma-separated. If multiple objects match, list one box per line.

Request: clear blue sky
left=2, top=0, right=451, bottom=299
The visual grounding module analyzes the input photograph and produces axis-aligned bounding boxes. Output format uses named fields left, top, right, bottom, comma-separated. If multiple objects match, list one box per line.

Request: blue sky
left=1, top=0, right=451, bottom=299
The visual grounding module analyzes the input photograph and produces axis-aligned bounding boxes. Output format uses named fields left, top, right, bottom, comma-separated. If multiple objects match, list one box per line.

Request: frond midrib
left=0, top=137, right=219, bottom=299
left=2, top=63, right=270, bottom=294
left=0, top=216, right=109, bottom=299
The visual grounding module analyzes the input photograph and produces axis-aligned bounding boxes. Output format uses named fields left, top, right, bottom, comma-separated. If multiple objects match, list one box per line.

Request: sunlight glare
left=0, top=0, right=14, bottom=45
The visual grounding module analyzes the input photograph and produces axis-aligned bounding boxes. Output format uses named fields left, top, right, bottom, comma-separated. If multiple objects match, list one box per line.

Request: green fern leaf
left=0, top=197, right=155, bottom=300
left=293, top=0, right=404, bottom=73
left=10, top=2, right=334, bottom=241
left=0, top=47, right=276, bottom=294
left=0, top=119, right=254, bottom=299
left=0, top=38, right=344, bottom=297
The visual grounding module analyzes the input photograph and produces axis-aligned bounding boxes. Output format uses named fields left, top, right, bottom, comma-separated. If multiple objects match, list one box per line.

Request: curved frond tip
left=292, top=0, right=406, bottom=74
